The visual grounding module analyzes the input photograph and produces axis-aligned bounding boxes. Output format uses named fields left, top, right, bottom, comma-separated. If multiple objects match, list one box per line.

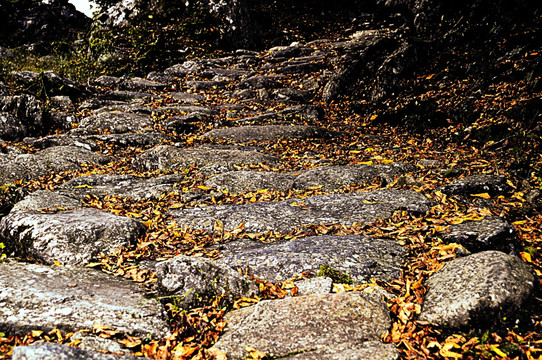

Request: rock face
left=0, top=260, right=169, bottom=337
left=216, top=235, right=407, bottom=282
left=156, top=255, right=259, bottom=309
left=169, top=190, right=432, bottom=233
left=419, top=251, right=535, bottom=329
left=212, top=291, right=397, bottom=359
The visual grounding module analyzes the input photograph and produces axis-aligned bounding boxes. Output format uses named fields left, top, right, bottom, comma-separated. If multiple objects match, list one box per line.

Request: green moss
left=316, top=265, right=353, bottom=285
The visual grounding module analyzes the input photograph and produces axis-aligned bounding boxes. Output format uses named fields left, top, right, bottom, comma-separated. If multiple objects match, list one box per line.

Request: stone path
left=0, top=32, right=537, bottom=360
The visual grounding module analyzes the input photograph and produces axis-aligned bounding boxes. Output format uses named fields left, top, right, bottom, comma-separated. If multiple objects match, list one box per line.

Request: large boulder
left=419, top=251, right=535, bottom=329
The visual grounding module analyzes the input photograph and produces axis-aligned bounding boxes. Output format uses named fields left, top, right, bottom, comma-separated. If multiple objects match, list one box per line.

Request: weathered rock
left=204, top=171, right=295, bottom=193
left=59, top=173, right=184, bottom=200
left=121, top=77, right=167, bottom=91
left=44, top=111, right=79, bottom=132
left=273, top=88, right=313, bottom=102
left=70, top=333, right=131, bottom=355
left=236, top=75, right=282, bottom=90
left=93, top=75, right=123, bottom=88
left=41, top=71, right=89, bottom=100
left=186, top=80, right=228, bottom=90
left=441, top=174, right=512, bottom=196
left=419, top=251, right=535, bottom=329
left=10, top=190, right=82, bottom=212
left=212, top=291, right=395, bottom=359
left=71, top=112, right=153, bottom=135
left=133, top=145, right=280, bottom=172
left=12, top=342, right=139, bottom=360
left=169, top=189, right=432, bottom=233
left=203, top=125, right=334, bottom=142
left=84, top=132, right=170, bottom=147
left=0, top=260, right=169, bottom=337
left=0, top=112, right=26, bottom=141
left=0, top=207, right=145, bottom=265
left=440, top=216, right=517, bottom=253
left=217, top=235, right=407, bottom=283
left=0, top=94, right=43, bottom=138
left=294, top=277, right=333, bottom=296
left=25, top=135, right=98, bottom=151
left=278, top=105, right=324, bottom=122
left=169, top=92, right=206, bottom=104
left=293, top=163, right=416, bottom=190
left=156, top=255, right=258, bottom=309
left=0, top=146, right=110, bottom=183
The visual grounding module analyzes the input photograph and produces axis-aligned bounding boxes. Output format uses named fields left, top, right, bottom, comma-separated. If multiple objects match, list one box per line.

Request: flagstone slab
left=133, top=145, right=280, bottom=173
left=216, top=235, right=407, bottom=282
left=59, top=173, right=185, bottom=200
left=0, top=260, right=169, bottom=338
left=203, top=125, right=334, bottom=142
left=169, top=189, right=432, bottom=234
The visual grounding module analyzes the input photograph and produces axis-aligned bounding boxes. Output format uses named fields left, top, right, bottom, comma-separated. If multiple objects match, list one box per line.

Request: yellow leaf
left=198, top=185, right=211, bottom=191
left=440, top=342, right=462, bottom=358
left=471, top=193, right=491, bottom=199
left=426, top=74, right=435, bottom=79
left=245, top=346, right=267, bottom=359
left=31, top=330, right=43, bottom=337
left=370, top=114, right=378, bottom=120
left=356, top=161, right=373, bottom=165
left=507, top=179, right=516, bottom=189
left=365, top=147, right=375, bottom=152
left=513, top=220, right=527, bottom=225
left=381, top=159, right=393, bottom=164
left=141, top=220, right=153, bottom=227
left=490, top=345, right=508, bottom=357
left=349, top=150, right=361, bottom=154
left=127, top=212, right=143, bottom=218
left=74, top=184, right=93, bottom=189
left=520, top=252, right=532, bottom=262
left=53, top=260, right=62, bottom=266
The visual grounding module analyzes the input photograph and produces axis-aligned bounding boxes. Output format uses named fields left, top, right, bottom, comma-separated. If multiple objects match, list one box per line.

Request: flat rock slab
left=0, top=146, right=111, bottom=184
left=156, top=255, right=259, bottom=309
left=204, top=170, right=295, bottom=193
left=12, top=342, right=139, bottom=360
left=216, top=235, right=407, bottom=282
left=70, top=112, right=153, bottom=135
left=0, top=261, right=169, bottom=337
left=279, top=341, right=399, bottom=360
left=84, top=132, right=170, bottom=147
left=440, top=216, right=517, bottom=253
left=11, top=190, right=82, bottom=212
left=212, top=291, right=394, bottom=359
left=169, top=189, right=432, bottom=233
left=0, top=207, right=145, bottom=265
left=59, top=173, right=185, bottom=200
left=419, top=251, right=535, bottom=329
left=134, top=145, right=280, bottom=173
left=441, top=174, right=512, bottom=196
left=203, top=125, right=334, bottom=142
left=293, top=163, right=416, bottom=190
